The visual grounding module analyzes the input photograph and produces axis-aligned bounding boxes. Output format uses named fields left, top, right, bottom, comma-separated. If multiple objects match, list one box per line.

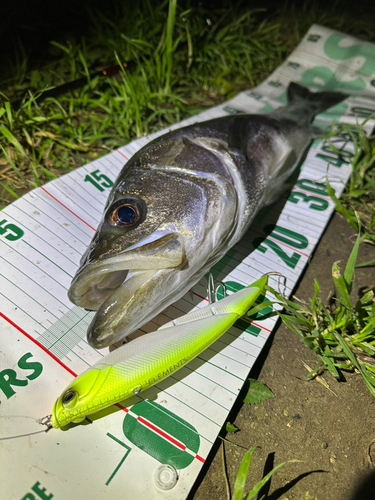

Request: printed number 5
left=0, top=220, right=24, bottom=241
left=84, top=170, right=114, bottom=192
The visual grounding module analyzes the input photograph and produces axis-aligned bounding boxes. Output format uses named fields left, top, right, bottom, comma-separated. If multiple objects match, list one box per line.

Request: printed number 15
left=84, top=170, right=114, bottom=192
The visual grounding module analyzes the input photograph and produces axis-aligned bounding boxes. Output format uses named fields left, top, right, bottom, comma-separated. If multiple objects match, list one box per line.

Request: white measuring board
left=1, top=24, right=375, bottom=500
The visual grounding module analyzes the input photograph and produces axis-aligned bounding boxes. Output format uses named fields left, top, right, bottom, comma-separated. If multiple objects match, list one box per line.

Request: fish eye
left=108, top=199, right=143, bottom=228
left=62, top=390, right=77, bottom=407
left=117, top=205, right=137, bottom=224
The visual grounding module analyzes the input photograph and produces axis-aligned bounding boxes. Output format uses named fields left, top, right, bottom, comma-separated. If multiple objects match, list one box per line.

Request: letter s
left=18, top=353, right=43, bottom=380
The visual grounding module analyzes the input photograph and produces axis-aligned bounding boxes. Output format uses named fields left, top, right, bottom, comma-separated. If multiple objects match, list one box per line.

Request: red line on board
left=251, top=321, right=271, bottom=333
left=40, top=187, right=96, bottom=232
left=192, top=292, right=208, bottom=302
left=116, top=150, right=129, bottom=161
left=137, top=416, right=186, bottom=450
left=195, top=455, right=205, bottom=463
left=0, top=311, right=77, bottom=377
left=115, top=402, right=129, bottom=413
left=266, top=237, right=309, bottom=258
left=292, top=187, right=330, bottom=200
left=240, top=316, right=271, bottom=333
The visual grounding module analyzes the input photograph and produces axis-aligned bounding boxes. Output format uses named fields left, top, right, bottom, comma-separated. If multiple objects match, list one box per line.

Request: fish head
left=68, top=140, right=238, bottom=348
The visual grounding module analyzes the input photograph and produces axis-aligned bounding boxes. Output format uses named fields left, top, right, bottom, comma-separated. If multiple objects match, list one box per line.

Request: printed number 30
left=288, top=192, right=328, bottom=211
left=84, top=170, right=114, bottom=192
left=0, top=220, right=24, bottom=241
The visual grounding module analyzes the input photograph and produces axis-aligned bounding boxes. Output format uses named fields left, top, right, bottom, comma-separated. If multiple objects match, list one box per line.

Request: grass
left=231, top=446, right=297, bottom=500
left=221, top=383, right=294, bottom=500
left=1, top=0, right=375, bottom=207
left=267, top=218, right=375, bottom=398
left=324, top=121, right=375, bottom=256
left=0, top=0, right=291, bottom=207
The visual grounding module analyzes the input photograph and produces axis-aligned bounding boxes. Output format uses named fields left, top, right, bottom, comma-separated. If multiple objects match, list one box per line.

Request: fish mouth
left=69, top=232, right=185, bottom=310
left=86, top=268, right=169, bottom=348
left=68, top=233, right=186, bottom=347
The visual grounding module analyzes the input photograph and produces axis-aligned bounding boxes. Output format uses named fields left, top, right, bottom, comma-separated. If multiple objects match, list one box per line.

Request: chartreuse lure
left=48, top=275, right=267, bottom=428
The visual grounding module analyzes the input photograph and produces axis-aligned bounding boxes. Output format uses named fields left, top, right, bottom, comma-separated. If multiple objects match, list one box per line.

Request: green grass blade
left=232, top=447, right=259, bottom=500
left=332, top=331, right=375, bottom=396
left=326, top=179, right=358, bottom=230
left=321, top=355, right=340, bottom=379
left=164, top=0, right=177, bottom=91
left=246, top=301, right=276, bottom=318
left=0, top=124, right=28, bottom=158
left=332, top=261, right=352, bottom=309
left=343, top=213, right=361, bottom=286
left=5, top=101, right=13, bottom=130
left=355, top=259, right=375, bottom=268
left=0, top=145, right=25, bottom=181
left=245, top=460, right=299, bottom=500
left=0, top=181, right=19, bottom=199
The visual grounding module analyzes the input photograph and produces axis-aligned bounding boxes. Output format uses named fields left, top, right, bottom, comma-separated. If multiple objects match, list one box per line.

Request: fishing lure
left=42, top=275, right=268, bottom=429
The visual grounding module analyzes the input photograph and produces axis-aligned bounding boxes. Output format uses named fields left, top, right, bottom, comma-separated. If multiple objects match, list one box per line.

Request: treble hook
left=207, top=273, right=227, bottom=304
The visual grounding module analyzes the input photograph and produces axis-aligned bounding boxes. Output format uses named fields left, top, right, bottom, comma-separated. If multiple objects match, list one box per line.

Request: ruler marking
left=97, top=157, right=121, bottom=177
left=46, top=313, right=94, bottom=350
left=35, top=191, right=93, bottom=239
left=58, top=176, right=106, bottom=213
left=137, top=416, right=186, bottom=450
left=169, top=374, right=234, bottom=412
left=180, top=362, right=240, bottom=394
left=0, top=311, right=77, bottom=377
left=0, top=270, right=62, bottom=321
left=2, top=207, right=79, bottom=269
left=0, top=254, right=70, bottom=310
left=21, top=198, right=87, bottom=255
left=0, top=239, right=73, bottom=286
left=51, top=183, right=101, bottom=226
left=0, top=291, right=43, bottom=326
left=116, top=150, right=129, bottom=160
left=195, top=355, right=247, bottom=382
left=204, top=344, right=257, bottom=368
left=41, top=187, right=96, bottom=231
left=149, top=387, right=219, bottom=436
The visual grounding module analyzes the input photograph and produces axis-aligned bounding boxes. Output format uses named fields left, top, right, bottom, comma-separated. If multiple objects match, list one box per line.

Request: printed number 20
left=253, top=225, right=308, bottom=269
left=84, top=170, right=113, bottom=192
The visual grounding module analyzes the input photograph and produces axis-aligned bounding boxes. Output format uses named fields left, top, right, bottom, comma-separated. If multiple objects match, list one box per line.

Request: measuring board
left=1, top=24, right=375, bottom=500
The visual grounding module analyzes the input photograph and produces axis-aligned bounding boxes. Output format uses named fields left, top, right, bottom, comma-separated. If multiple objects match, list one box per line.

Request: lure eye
left=62, top=390, right=77, bottom=408
left=108, top=199, right=144, bottom=228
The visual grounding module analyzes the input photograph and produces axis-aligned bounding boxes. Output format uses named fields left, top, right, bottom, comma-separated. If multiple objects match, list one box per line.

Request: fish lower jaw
left=85, top=268, right=162, bottom=348
left=68, top=268, right=131, bottom=310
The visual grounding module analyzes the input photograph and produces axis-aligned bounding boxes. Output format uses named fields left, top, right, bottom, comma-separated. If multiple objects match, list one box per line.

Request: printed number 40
left=84, top=170, right=113, bottom=192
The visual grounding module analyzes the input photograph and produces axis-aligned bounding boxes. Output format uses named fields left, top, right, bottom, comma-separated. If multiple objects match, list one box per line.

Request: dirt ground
left=190, top=213, right=375, bottom=500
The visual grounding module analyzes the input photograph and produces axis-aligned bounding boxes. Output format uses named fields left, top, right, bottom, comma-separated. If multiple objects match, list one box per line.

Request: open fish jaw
left=68, top=232, right=187, bottom=311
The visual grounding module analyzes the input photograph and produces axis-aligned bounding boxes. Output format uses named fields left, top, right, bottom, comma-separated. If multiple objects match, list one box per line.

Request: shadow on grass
left=256, top=451, right=327, bottom=499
